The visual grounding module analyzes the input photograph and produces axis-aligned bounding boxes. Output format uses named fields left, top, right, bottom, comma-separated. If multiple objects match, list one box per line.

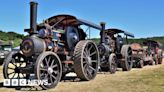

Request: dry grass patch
left=0, top=59, right=163, bottom=92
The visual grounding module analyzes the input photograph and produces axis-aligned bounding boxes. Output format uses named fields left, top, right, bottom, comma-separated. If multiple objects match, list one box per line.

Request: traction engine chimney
left=100, top=22, right=106, bottom=43
left=30, top=1, right=38, bottom=35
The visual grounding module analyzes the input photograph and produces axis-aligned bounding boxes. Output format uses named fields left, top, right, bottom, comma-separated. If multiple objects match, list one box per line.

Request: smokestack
left=100, top=22, right=106, bottom=43
left=30, top=1, right=38, bottom=34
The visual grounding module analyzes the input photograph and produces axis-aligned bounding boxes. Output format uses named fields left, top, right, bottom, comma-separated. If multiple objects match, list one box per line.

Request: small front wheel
left=35, top=52, right=62, bottom=90
left=109, top=53, right=117, bottom=74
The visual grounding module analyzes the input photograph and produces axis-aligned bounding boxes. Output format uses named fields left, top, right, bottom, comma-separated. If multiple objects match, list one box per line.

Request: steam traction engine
left=3, top=2, right=100, bottom=89
left=143, top=40, right=163, bottom=65
left=131, top=40, right=163, bottom=67
left=98, top=27, right=134, bottom=72
left=131, top=43, right=145, bottom=68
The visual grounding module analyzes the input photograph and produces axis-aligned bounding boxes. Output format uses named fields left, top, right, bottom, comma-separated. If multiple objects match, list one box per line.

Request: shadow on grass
left=61, top=76, right=81, bottom=82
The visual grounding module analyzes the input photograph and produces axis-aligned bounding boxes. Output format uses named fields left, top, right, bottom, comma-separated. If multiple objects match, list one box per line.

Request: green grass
left=12, top=39, right=22, bottom=47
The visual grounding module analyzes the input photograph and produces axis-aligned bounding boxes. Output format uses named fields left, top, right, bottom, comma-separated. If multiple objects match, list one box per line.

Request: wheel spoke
left=112, top=58, right=116, bottom=65
left=84, top=48, right=89, bottom=56
left=83, top=56, right=88, bottom=62
left=88, top=45, right=93, bottom=52
left=8, top=67, right=14, bottom=70
left=51, top=74, right=57, bottom=80
left=83, top=51, right=88, bottom=58
left=40, top=68, right=47, bottom=71
left=18, top=55, right=21, bottom=61
left=128, top=50, right=132, bottom=55
left=83, top=58, right=88, bottom=65
left=21, top=73, right=25, bottom=78
left=48, top=56, right=51, bottom=65
left=40, top=73, right=45, bottom=79
left=52, top=64, right=57, bottom=68
left=19, top=62, right=23, bottom=67
left=44, top=74, right=49, bottom=79
left=85, top=44, right=89, bottom=50
left=51, top=60, right=55, bottom=67
left=128, top=55, right=132, bottom=62
left=88, top=66, right=96, bottom=73
left=45, top=58, right=49, bottom=67
left=84, top=59, right=90, bottom=65
left=11, top=59, right=17, bottom=67
left=18, top=73, right=20, bottom=79
left=91, top=60, right=97, bottom=63
left=50, top=76, right=53, bottom=83
left=12, top=73, right=16, bottom=78
left=8, top=72, right=15, bottom=75
left=53, top=70, right=58, bottom=74
left=86, top=68, right=93, bottom=78
left=84, top=65, right=91, bottom=78
left=83, top=63, right=88, bottom=68
left=89, top=51, right=96, bottom=57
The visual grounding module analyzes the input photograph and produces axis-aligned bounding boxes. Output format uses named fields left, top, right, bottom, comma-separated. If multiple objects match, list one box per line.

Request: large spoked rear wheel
left=74, top=40, right=99, bottom=81
left=3, top=52, right=27, bottom=79
left=121, top=45, right=133, bottom=71
left=35, top=52, right=62, bottom=90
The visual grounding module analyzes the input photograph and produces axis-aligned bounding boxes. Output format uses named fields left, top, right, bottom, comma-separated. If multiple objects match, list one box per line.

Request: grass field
left=0, top=59, right=163, bottom=92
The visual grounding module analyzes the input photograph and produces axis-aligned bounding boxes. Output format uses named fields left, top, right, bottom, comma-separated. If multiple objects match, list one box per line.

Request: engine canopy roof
left=143, top=40, right=162, bottom=47
left=104, top=28, right=134, bottom=38
left=39, top=14, right=102, bottom=30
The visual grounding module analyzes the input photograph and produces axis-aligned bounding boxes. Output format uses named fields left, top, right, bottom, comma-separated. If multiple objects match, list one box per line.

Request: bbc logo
left=3, top=79, right=48, bottom=86
left=4, top=79, right=27, bottom=86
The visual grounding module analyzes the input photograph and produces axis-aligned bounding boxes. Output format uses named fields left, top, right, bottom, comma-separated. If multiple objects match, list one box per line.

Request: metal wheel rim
left=82, top=42, right=98, bottom=79
left=5, top=55, right=26, bottom=79
left=37, top=54, right=61, bottom=88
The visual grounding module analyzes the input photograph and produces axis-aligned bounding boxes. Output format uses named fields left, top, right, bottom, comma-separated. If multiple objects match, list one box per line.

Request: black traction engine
left=3, top=1, right=100, bottom=89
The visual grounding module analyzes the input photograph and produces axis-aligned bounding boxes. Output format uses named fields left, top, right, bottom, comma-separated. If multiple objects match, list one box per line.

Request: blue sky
left=0, top=0, right=164, bottom=38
